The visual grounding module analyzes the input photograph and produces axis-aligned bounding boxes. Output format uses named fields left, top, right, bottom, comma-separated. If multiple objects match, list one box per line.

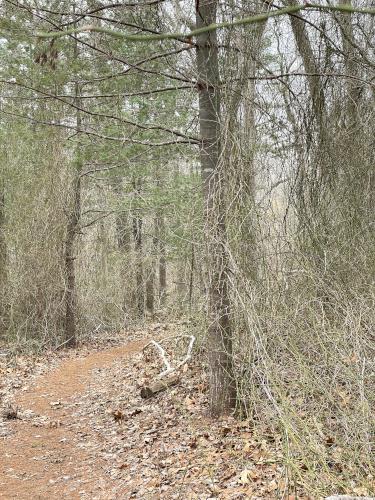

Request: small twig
left=52, top=336, right=76, bottom=351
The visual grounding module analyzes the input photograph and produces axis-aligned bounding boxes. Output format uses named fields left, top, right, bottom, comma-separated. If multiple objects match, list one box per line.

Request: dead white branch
left=143, top=335, right=196, bottom=378
left=173, top=334, right=195, bottom=372
left=143, top=340, right=172, bottom=375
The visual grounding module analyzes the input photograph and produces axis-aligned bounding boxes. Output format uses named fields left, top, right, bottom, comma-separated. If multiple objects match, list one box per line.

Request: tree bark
left=156, top=214, right=167, bottom=305
left=145, top=267, right=155, bottom=314
left=111, top=175, right=132, bottom=321
left=0, top=180, right=7, bottom=335
left=284, top=0, right=329, bottom=199
left=63, top=37, right=82, bottom=347
left=64, top=172, right=81, bottom=347
left=188, top=242, right=194, bottom=312
left=195, top=0, right=236, bottom=416
left=284, top=0, right=326, bottom=133
left=132, top=179, right=144, bottom=318
left=338, top=0, right=362, bottom=129
left=114, top=193, right=131, bottom=252
left=222, top=16, right=266, bottom=283
left=146, top=230, right=156, bottom=315
left=284, top=0, right=332, bottom=286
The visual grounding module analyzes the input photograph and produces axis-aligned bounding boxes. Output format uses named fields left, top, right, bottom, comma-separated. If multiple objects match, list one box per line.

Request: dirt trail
left=0, top=340, right=145, bottom=500
left=1, top=332, right=290, bottom=499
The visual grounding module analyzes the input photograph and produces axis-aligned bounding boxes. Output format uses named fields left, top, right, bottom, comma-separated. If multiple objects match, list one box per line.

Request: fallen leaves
left=239, top=468, right=253, bottom=484
left=2, top=323, right=370, bottom=498
left=2, top=405, right=19, bottom=420
left=110, top=409, right=125, bottom=423
left=58, top=326, right=289, bottom=499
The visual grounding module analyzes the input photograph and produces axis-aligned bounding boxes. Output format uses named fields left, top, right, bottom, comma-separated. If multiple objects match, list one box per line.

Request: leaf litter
left=0, top=323, right=307, bottom=499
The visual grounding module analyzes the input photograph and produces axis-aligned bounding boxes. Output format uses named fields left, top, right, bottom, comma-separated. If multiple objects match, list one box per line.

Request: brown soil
left=0, top=329, right=293, bottom=500
left=0, top=340, right=145, bottom=500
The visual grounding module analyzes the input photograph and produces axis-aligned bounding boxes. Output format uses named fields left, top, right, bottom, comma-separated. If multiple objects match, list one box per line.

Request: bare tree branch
left=0, top=79, right=198, bottom=142
left=0, top=109, right=196, bottom=147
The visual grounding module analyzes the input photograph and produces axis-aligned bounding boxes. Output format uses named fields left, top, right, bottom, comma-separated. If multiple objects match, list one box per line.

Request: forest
left=0, top=0, right=374, bottom=498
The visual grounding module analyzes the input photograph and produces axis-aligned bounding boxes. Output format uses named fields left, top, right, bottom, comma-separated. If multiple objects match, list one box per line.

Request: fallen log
left=140, top=375, right=180, bottom=399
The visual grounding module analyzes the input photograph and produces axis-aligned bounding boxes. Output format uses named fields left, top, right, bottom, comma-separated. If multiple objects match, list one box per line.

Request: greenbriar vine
left=34, top=4, right=375, bottom=42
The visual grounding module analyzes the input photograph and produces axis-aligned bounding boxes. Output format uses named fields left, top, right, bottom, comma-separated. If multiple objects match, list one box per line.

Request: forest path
left=0, top=327, right=288, bottom=499
left=0, top=339, right=146, bottom=499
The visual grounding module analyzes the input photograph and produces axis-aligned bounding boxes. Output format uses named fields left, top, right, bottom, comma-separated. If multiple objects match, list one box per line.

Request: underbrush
left=232, top=269, right=374, bottom=498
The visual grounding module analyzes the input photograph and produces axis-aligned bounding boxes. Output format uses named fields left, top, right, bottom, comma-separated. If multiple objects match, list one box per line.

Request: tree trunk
left=338, top=0, right=362, bottom=129
left=132, top=180, right=144, bottom=318
left=188, top=242, right=194, bottom=312
left=64, top=39, right=82, bottom=347
left=64, top=172, right=81, bottom=347
left=111, top=176, right=131, bottom=252
left=145, top=266, right=155, bottom=314
left=146, top=227, right=156, bottom=315
left=195, top=0, right=236, bottom=416
left=0, top=180, right=7, bottom=335
left=156, top=214, right=167, bottom=305
left=284, top=0, right=326, bottom=133
left=285, top=0, right=332, bottom=293
left=223, top=17, right=266, bottom=283
left=116, top=211, right=131, bottom=251
left=284, top=0, right=329, bottom=202
left=111, top=175, right=132, bottom=322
